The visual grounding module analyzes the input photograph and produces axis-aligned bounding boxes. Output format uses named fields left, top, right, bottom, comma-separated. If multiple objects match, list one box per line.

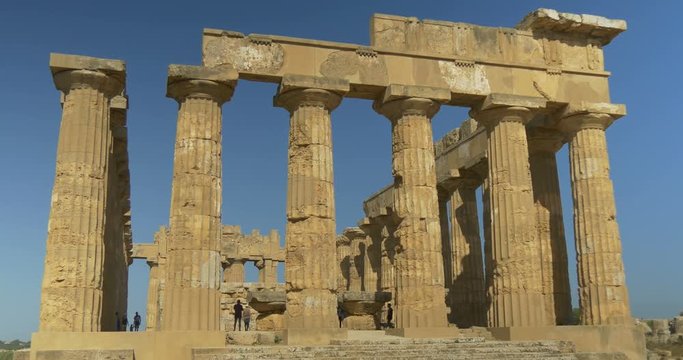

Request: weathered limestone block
left=448, top=182, right=487, bottom=328
left=527, top=128, right=572, bottom=325
left=248, top=288, right=286, bottom=331
left=373, top=84, right=450, bottom=329
left=472, top=94, right=547, bottom=327
left=275, top=75, right=349, bottom=329
left=340, top=291, right=391, bottom=330
left=223, top=259, right=245, bottom=283
left=559, top=102, right=631, bottom=326
left=163, top=64, right=237, bottom=331
left=40, top=53, right=125, bottom=332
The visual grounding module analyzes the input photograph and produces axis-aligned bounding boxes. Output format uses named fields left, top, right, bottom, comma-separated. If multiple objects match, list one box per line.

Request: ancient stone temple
left=22, top=8, right=646, bottom=360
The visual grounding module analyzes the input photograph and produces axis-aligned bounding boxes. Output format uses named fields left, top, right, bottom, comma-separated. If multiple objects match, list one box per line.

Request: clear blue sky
left=0, top=0, right=680, bottom=341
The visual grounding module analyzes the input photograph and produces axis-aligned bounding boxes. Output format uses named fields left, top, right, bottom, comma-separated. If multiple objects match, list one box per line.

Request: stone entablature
left=202, top=11, right=623, bottom=106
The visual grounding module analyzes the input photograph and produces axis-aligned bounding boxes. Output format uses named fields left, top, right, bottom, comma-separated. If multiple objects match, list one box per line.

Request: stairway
left=194, top=332, right=580, bottom=359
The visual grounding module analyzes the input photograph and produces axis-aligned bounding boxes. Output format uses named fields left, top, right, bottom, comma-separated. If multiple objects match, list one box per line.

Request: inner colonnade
left=28, top=8, right=647, bottom=360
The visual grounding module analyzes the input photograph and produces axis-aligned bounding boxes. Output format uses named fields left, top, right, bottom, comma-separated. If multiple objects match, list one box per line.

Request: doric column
left=336, top=234, right=351, bottom=292
left=163, top=65, right=237, bottom=331
left=146, top=226, right=168, bottom=332
left=449, top=180, right=487, bottom=328
left=527, top=128, right=572, bottom=325
left=482, top=177, right=493, bottom=326
left=274, top=75, right=349, bottom=329
left=437, top=192, right=453, bottom=305
left=40, top=53, right=125, bottom=332
left=471, top=94, right=546, bottom=327
left=101, top=95, right=131, bottom=332
left=373, top=85, right=450, bottom=329
left=379, top=223, right=396, bottom=296
left=343, top=228, right=366, bottom=292
left=559, top=103, right=631, bottom=325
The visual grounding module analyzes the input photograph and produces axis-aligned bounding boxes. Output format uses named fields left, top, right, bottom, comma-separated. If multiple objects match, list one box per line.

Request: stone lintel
left=278, top=74, right=350, bottom=95
left=479, top=93, right=546, bottom=111
left=167, top=64, right=238, bottom=85
left=381, top=84, right=450, bottom=104
left=49, top=53, right=126, bottom=80
left=517, top=8, right=627, bottom=46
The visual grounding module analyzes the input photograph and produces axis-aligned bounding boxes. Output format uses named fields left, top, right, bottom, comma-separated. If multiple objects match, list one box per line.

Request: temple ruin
left=20, top=8, right=647, bottom=360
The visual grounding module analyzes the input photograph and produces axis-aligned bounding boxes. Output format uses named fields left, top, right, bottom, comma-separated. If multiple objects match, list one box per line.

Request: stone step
left=193, top=340, right=579, bottom=359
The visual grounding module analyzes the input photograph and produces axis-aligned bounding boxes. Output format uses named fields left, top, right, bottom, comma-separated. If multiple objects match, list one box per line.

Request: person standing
left=233, top=300, right=244, bottom=331
left=121, top=314, right=129, bottom=332
left=386, top=303, right=393, bottom=329
left=337, top=305, right=345, bottom=328
left=243, top=305, right=251, bottom=331
left=133, top=312, right=142, bottom=331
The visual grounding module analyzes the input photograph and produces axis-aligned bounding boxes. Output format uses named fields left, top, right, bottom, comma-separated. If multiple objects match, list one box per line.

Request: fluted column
left=437, top=193, right=453, bottom=305
left=482, top=177, right=493, bottom=326
left=559, top=105, right=631, bottom=325
left=379, top=224, right=396, bottom=296
left=336, top=235, right=351, bottom=292
left=374, top=85, right=450, bottom=329
left=40, top=54, right=125, bottom=332
left=275, top=75, right=348, bottom=329
left=163, top=65, right=236, bottom=331
left=449, top=182, right=487, bottom=327
left=472, top=94, right=546, bottom=327
left=147, top=226, right=168, bottom=332
left=528, top=129, right=572, bottom=325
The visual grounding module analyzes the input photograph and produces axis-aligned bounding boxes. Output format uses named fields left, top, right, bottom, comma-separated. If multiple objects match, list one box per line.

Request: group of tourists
left=115, top=311, right=142, bottom=331
left=232, top=299, right=252, bottom=331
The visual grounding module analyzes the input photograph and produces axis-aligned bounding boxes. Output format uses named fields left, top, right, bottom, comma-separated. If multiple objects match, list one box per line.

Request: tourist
left=133, top=312, right=142, bottom=331
left=337, top=305, right=345, bottom=328
left=121, top=314, right=129, bottom=332
left=243, top=305, right=251, bottom=331
left=233, top=299, right=244, bottom=331
left=386, top=303, right=393, bottom=329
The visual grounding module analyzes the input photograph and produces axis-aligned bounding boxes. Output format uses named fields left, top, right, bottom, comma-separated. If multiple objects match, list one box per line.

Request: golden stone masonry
left=19, top=8, right=646, bottom=360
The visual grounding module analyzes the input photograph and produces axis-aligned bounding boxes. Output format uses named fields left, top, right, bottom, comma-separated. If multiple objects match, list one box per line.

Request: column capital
left=166, top=64, right=237, bottom=104
left=557, top=102, right=626, bottom=134
left=527, top=128, right=564, bottom=153
left=274, top=74, right=348, bottom=112
left=373, top=84, right=450, bottom=121
left=438, top=168, right=482, bottom=194
left=470, top=93, right=546, bottom=128
left=50, top=53, right=126, bottom=97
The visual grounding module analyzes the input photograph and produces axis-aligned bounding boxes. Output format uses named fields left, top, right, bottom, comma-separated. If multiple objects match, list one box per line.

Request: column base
left=385, top=327, right=460, bottom=338
left=488, top=325, right=645, bottom=360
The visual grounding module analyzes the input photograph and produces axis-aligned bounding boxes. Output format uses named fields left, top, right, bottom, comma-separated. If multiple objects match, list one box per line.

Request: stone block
left=381, top=84, right=450, bottom=103
left=283, top=328, right=347, bottom=345
left=488, top=325, right=646, bottom=360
